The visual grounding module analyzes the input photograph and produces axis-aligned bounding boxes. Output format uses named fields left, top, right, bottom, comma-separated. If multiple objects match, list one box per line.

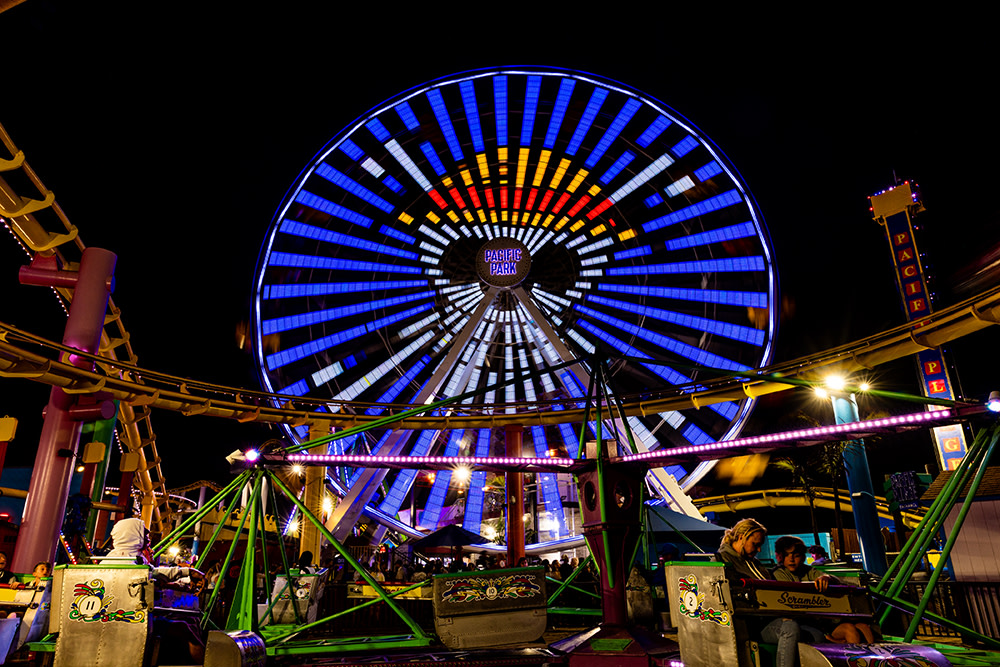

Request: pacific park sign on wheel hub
left=477, top=238, right=531, bottom=288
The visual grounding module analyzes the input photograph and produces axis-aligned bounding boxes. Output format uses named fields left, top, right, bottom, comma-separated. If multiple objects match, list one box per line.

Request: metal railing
left=898, top=581, right=1000, bottom=642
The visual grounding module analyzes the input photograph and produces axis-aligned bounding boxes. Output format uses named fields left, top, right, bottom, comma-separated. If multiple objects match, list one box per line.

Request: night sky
left=2, top=3, right=997, bottom=492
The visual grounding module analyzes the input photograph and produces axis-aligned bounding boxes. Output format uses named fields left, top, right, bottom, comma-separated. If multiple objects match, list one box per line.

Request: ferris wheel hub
left=476, top=237, right=531, bottom=289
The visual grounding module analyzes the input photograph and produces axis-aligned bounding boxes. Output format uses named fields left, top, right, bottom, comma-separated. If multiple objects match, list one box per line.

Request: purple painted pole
left=13, top=248, right=116, bottom=572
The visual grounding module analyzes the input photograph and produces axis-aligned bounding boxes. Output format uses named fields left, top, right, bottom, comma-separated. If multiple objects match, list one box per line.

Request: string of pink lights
left=278, top=406, right=981, bottom=472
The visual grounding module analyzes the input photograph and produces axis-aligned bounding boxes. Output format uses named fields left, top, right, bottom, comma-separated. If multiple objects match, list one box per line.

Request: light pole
left=823, top=377, right=887, bottom=576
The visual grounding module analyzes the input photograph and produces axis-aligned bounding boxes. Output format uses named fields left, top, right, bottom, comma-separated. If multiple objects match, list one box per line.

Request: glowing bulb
left=321, top=496, right=334, bottom=516
left=290, top=464, right=304, bottom=476
left=988, top=391, right=1000, bottom=413
left=453, top=466, right=471, bottom=484
left=285, top=519, right=299, bottom=535
left=244, top=449, right=261, bottom=463
left=858, top=382, right=871, bottom=392
left=813, top=387, right=829, bottom=400
left=825, top=375, right=846, bottom=391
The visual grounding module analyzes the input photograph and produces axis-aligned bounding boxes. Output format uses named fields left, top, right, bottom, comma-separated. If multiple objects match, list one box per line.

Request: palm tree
left=771, top=455, right=821, bottom=546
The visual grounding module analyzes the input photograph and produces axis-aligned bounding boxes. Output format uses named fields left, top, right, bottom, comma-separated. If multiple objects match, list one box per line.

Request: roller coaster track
left=1, top=280, right=998, bottom=432
left=0, top=121, right=171, bottom=535
left=692, top=487, right=926, bottom=529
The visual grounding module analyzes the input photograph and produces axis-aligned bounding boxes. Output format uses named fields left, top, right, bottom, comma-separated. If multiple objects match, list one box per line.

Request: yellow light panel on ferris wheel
left=532, top=150, right=551, bottom=187
left=476, top=154, right=490, bottom=182
left=566, top=168, right=588, bottom=193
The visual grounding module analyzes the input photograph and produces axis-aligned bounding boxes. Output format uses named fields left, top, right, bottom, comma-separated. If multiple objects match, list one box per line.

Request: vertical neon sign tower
left=870, top=182, right=967, bottom=471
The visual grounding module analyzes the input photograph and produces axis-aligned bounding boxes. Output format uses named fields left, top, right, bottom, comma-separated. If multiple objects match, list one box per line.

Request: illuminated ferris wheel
left=252, top=68, right=777, bottom=541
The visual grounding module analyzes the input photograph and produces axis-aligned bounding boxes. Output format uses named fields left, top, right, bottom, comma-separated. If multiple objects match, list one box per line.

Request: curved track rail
left=2, top=280, right=999, bottom=431
left=0, top=121, right=171, bottom=533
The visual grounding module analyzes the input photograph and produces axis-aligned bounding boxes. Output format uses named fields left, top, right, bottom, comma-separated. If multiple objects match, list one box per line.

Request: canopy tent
left=645, top=505, right=726, bottom=556
left=409, top=524, right=490, bottom=553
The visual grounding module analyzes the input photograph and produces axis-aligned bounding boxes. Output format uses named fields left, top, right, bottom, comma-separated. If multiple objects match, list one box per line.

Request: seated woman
left=772, top=536, right=875, bottom=644
left=717, top=519, right=823, bottom=667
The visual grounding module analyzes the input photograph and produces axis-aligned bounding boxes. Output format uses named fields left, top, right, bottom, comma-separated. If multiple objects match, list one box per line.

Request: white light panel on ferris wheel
left=253, top=69, right=778, bottom=547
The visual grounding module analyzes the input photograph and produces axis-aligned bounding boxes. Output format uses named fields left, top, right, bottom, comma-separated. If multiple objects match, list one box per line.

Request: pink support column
left=13, top=248, right=116, bottom=572
left=505, top=425, right=524, bottom=568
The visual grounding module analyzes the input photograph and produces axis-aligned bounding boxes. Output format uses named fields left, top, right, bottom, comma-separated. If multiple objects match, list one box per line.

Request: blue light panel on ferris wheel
left=422, top=470, right=452, bottom=529
left=576, top=306, right=747, bottom=372
left=395, top=100, right=420, bottom=131
left=636, top=115, right=672, bottom=147
left=642, top=189, right=743, bottom=233
left=377, top=429, right=437, bottom=515
left=575, top=320, right=690, bottom=386
left=276, top=379, right=309, bottom=397
left=419, top=430, right=466, bottom=528
left=265, top=303, right=432, bottom=370
left=279, top=221, right=419, bottom=260
left=378, top=469, right=418, bottom=515
left=544, top=78, right=576, bottom=149
left=531, top=426, right=568, bottom=534
left=379, top=225, right=416, bottom=245
left=607, top=256, right=765, bottom=276
left=671, top=136, right=699, bottom=158
left=585, top=98, right=642, bottom=169
left=426, top=88, right=464, bottom=163
left=694, top=160, right=724, bottom=181
left=559, top=423, right=580, bottom=459
left=665, top=221, right=757, bottom=251
left=339, top=138, right=364, bottom=161
left=314, top=164, right=395, bottom=214
left=565, top=87, right=609, bottom=156
left=383, top=175, right=405, bottom=194
left=263, top=291, right=435, bottom=335
left=520, top=76, right=542, bottom=146
left=464, top=470, right=486, bottom=533
left=600, top=151, right=636, bottom=185
left=493, top=75, right=507, bottom=146
left=459, top=81, right=485, bottom=152
left=613, top=245, right=651, bottom=261
left=682, top=422, right=714, bottom=445
left=263, top=280, right=427, bottom=300
left=596, top=283, right=768, bottom=308
left=365, top=118, right=391, bottom=142
left=268, top=252, right=424, bottom=275
left=463, top=429, right=492, bottom=532
left=295, top=191, right=373, bottom=227
left=419, top=142, right=447, bottom=176
left=588, top=295, right=765, bottom=345
left=644, top=192, right=664, bottom=208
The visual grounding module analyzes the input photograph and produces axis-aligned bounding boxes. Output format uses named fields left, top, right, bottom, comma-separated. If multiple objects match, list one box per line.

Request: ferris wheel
left=252, top=68, right=777, bottom=543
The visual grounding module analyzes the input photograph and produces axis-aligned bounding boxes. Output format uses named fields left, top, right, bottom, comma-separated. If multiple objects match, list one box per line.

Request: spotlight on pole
left=825, top=375, right=846, bottom=392
left=987, top=391, right=1000, bottom=413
